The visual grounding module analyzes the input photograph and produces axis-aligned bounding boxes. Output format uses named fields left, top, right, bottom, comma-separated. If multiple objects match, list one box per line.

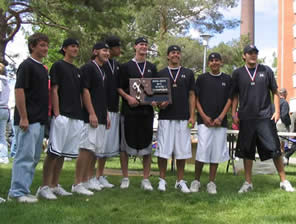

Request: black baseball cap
left=105, top=36, right=121, bottom=48
left=167, top=45, right=181, bottom=55
left=59, top=38, right=79, bottom=54
left=243, top=44, right=259, bottom=54
left=93, top=41, right=109, bottom=51
left=208, top=52, right=222, bottom=61
left=135, top=37, right=148, bottom=45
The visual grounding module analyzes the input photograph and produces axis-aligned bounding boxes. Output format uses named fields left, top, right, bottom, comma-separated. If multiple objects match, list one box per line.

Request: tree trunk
left=0, top=9, right=8, bottom=65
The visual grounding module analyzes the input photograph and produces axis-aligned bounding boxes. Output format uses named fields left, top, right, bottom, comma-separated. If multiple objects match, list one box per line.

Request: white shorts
left=196, top=124, right=229, bottom=163
left=97, top=112, right=120, bottom=158
left=120, top=116, right=152, bottom=156
left=80, top=123, right=106, bottom=155
left=154, top=120, right=192, bottom=160
left=47, top=115, right=83, bottom=158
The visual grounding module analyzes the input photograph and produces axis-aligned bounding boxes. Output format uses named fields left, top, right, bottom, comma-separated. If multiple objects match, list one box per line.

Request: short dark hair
left=28, top=33, right=49, bottom=54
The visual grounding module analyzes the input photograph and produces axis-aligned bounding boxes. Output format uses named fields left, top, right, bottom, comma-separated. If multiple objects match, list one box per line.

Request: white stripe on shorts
left=120, top=116, right=152, bottom=156
left=47, top=115, right=83, bottom=158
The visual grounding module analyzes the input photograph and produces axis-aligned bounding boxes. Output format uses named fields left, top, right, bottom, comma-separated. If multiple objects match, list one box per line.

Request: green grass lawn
left=0, top=154, right=296, bottom=224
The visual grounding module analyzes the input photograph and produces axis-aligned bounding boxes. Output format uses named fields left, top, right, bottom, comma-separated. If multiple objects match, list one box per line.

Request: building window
left=293, top=49, right=296, bottom=62
left=290, top=98, right=296, bottom=112
left=293, top=74, right=296, bottom=87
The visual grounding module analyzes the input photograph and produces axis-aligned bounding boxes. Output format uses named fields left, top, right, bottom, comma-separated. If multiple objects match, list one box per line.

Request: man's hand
left=213, top=117, right=222, bottom=127
left=232, top=114, right=240, bottom=126
left=158, top=101, right=169, bottom=110
left=271, top=112, right=280, bottom=123
left=19, top=117, right=29, bottom=131
left=202, top=115, right=213, bottom=127
left=188, top=116, right=195, bottom=128
left=89, top=114, right=98, bottom=128
left=107, top=116, right=111, bottom=129
left=151, top=101, right=158, bottom=107
left=127, top=96, right=139, bottom=107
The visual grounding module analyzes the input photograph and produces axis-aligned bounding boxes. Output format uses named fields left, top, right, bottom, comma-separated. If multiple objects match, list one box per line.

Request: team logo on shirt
left=181, top=74, right=186, bottom=78
left=222, top=82, right=226, bottom=86
left=259, top=73, right=264, bottom=77
left=77, top=73, right=81, bottom=78
left=147, top=69, right=151, bottom=73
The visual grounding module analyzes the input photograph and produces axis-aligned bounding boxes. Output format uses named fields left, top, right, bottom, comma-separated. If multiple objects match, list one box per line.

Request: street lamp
left=200, top=34, right=212, bottom=73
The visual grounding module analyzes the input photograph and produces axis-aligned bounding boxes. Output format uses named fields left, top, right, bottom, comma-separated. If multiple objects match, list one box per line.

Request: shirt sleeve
left=115, top=62, right=121, bottom=89
left=15, top=61, right=30, bottom=89
left=119, top=63, right=129, bottom=92
left=230, top=70, right=239, bottom=97
left=152, top=64, right=158, bottom=77
left=188, top=70, right=195, bottom=91
left=266, top=65, right=278, bottom=92
left=195, top=75, right=201, bottom=97
left=227, top=75, right=233, bottom=99
left=80, top=64, right=92, bottom=90
left=49, top=62, right=60, bottom=86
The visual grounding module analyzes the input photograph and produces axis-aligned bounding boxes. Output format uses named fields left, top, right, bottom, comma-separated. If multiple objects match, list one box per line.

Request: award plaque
left=129, top=78, right=172, bottom=105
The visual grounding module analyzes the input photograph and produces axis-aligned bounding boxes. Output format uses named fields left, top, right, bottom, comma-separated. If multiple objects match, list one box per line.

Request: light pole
left=200, top=34, right=212, bottom=73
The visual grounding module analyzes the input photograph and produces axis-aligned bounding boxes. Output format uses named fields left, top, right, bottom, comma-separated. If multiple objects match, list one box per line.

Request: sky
left=189, top=0, right=278, bottom=67
left=6, top=0, right=278, bottom=68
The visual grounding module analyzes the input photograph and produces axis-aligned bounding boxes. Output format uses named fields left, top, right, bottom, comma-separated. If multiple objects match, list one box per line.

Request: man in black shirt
left=118, top=37, right=157, bottom=190
left=154, top=45, right=195, bottom=193
left=95, top=36, right=121, bottom=188
left=8, top=33, right=49, bottom=203
left=276, top=88, right=291, bottom=155
left=232, top=45, right=294, bottom=193
left=190, top=53, right=232, bottom=194
left=37, top=38, right=83, bottom=200
left=72, top=42, right=110, bottom=195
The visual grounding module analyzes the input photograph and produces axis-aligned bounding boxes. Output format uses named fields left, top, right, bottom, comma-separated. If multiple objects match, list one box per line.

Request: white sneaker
left=175, top=180, right=190, bottom=193
left=51, top=184, right=72, bottom=196
left=207, top=181, right=217, bottom=194
left=84, top=178, right=102, bottom=191
left=0, top=197, right=6, bottom=203
left=280, top=180, right=295, bottom=192
left=36, top=186, right=57, bottom=200
left=157, top=178, right=166, bottom=192
left=0, top=157, right=9, bottom=164
left=238, top=181, right=253, bottom=194
left=190, top=180, right=201, bottom=193
left=120, top=178, right=130, bottom=189
left=141, top=179, right=153, bottom=191
left=71, top=183, right=94, bottom=196
left=98, top=176, right=115, bottom=188
left=8, top=194, right=38, bottom=203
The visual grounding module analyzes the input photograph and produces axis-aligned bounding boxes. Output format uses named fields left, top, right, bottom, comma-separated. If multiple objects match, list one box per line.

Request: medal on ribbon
left=168, top=66, right=181, bottom=88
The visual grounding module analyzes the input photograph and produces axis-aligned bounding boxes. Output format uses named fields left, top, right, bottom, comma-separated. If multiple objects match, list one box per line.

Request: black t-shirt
left=158, top=67, right=195, bottom=120
left=80, top=61, right=107, bottom=125
left=232, top=64, right=278, bottom=120
left=119, top=59, right=157, bottom=116
left=14, top=57, right=49, bottom=125
left=50, top=60, right=83, bottom=120
left=103, top=58, right=120, bottom=112
left=195, top=72, right=232, bottom=127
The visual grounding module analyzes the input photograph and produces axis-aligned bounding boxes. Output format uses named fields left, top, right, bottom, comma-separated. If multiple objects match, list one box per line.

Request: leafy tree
left=1, top=0, right=240, bottom=70
left=134, top=0, right=239, bottom=40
